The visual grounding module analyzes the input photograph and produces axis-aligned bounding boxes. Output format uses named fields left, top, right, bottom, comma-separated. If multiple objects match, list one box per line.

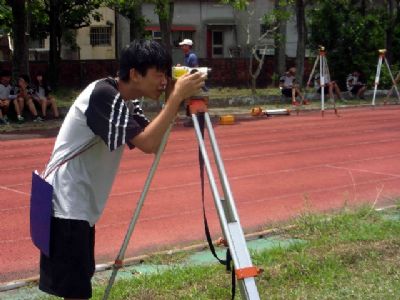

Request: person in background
left=37, top=39, right=205, bottom=300
left=33, top=73, right=60, bottom=119
left=346, top=70, right=367, bottom=99
left=16, top=74, right=43, bottom=122
left=0, top=70, right=24, bottom=124
left=279, top=67, right=308, bottom=105
left=178, top=38, right=201, bottom=126
left=314, top=72, right=343, bottom=101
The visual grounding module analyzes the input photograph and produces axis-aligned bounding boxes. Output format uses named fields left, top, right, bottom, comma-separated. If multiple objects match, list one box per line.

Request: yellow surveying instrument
left=102, top=97, right=262, bottom=299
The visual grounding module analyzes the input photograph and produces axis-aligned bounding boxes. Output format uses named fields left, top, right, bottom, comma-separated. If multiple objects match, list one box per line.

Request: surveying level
left=372, top=49, right=400, bottom=105
left=251, top=106, right=290, bottom=117
left=306, top=46, right=338, bottom=116
left=102, top=97, right=262, bottom=300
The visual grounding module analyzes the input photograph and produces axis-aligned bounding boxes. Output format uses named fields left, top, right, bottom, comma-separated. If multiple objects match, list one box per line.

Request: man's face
left=18, top=78, right=27, bottom=89
left=0, top=76, right=10, bottom=86
left=136, top=67, right=167, bottom=100
left=180, top=44, right=190, bottom=54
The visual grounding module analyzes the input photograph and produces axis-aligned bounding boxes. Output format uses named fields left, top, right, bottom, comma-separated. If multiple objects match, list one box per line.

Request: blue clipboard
left=30, top=171, right=53, bottom=257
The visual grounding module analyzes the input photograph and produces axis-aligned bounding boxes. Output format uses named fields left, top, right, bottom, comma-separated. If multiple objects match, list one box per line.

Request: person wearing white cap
left=179, top=39, right=198, bottom=68
left=178, top=38, right=200, bottom=126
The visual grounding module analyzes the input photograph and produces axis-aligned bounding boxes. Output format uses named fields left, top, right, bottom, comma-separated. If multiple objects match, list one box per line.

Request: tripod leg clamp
left=188, top=97, right=208, bottom=114
left=114, top=259, right=124, bottom=269
left=235, top=266, right=263, bottom=280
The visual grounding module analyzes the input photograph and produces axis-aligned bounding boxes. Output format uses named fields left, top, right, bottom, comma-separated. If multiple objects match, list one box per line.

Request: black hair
left=19, top=74, right=30, bottom=83
left=0, top=70, right=11, bottom=77
left=119, top=39, right=172, bottom=82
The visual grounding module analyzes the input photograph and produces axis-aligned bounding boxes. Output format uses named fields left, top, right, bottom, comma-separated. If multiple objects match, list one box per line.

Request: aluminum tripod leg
left=320, top=54, right=325, bottom=115
left=372, top=56, right=383, bottom=106
left=102, top=124, right=173, bottom=300
left=383, top=58, right=400, bottom=102
left=192, top=112, right=261, bottom=300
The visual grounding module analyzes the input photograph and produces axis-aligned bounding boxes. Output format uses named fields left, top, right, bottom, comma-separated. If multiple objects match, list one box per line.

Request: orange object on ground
left=219, top=114, right=235, bottom=125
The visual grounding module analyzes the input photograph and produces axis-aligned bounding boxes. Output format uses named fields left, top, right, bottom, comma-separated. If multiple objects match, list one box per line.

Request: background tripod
left=372, top=49, right=400, bottom=106
left=306, top=46, right=337, bottom=116
left=102, top=98, right=262, bottom=300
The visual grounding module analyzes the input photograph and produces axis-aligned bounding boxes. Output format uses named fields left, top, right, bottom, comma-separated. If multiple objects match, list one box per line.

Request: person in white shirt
left=38, top=39, right=206, bottom=300
left=0, top=70, right=24, bottom=124
left=279, top=67, right=308, bottom=105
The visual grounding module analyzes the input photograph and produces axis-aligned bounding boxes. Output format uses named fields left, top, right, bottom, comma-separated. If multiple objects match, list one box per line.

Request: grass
left=39, top=203, right=400, bottom=300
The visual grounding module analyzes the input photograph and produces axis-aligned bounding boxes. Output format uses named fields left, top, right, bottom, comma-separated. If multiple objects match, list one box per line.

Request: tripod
left=306, top=46, right=337, bottom=116
left=372, top=49, right=400, bottom=105
left=102, top=98, right=262, bottom=300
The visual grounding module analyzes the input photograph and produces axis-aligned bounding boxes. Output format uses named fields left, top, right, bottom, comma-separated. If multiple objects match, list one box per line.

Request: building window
left=90, top=26, right=112, bottom=46
left=212, top=31, right=223, bottom=57
left=151, top=31, right=162, bottom=41
left=29, top=39, right=45, bottom=49
left=172, top=31, right=194, bottom=47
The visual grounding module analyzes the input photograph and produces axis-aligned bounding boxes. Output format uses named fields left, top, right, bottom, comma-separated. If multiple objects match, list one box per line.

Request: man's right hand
left=171, top=72, right=206, bottom=102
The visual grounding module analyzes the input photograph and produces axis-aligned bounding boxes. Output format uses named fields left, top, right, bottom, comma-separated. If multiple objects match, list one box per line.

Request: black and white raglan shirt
left=44, top=78, right=150, bottom=226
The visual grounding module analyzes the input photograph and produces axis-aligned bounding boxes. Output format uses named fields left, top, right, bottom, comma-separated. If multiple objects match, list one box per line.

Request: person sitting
left=279, top=67, right=307, bottom=105
left=314, top=72, right=342, bottom=101
left=33, top=73, right=60, bottom=119
left=346, top=71, right=367, bottom=99
left=0, top=70, right=24, bottom=124
left=16, top=74, right=43, bottom=122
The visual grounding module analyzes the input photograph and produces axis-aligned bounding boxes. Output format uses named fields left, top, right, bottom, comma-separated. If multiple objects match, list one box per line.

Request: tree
left=294, top=0, right=306, bottom=86
left=7, top=0, right=29, bottom=79
left=273, top=0, right=289, bottom=78
left=308, top=1, right=388, bottom=88
left=249, top=27, right=276, bottom=94
left=154, top=0, right=174, bottom=55
left=108, top=0, right=148, bottom=40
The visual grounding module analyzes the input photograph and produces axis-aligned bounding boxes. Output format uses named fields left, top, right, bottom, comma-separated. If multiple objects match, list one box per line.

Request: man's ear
left=130, top=68, right=141, bottom=82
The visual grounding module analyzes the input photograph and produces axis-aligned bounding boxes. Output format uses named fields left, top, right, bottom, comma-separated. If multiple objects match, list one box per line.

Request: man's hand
left=170, top=72, right=206, bottom=101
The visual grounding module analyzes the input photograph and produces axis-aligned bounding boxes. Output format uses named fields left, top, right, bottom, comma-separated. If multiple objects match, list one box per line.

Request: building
left=142, top=0, right=299, bottom=64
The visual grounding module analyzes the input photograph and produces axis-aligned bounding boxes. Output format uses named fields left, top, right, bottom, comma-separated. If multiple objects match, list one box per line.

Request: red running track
left=1, top=106, right=400, bottom=284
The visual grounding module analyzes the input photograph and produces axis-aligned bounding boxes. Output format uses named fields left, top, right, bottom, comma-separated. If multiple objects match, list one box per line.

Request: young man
left=0, top=70, right=24, bottom=124
left=314, top=72, right=342, bottom=101
left=346, top=70, right=367, bottom=99
left=16, top=75, right=44, bottom=122
left=38, top=40, right=205, bottom=299
left=279, top=67, right=307, bottom=105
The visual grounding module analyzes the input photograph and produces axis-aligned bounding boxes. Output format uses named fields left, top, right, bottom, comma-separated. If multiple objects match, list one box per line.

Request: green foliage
left=106, top=0, right=148, bottom=39
left=220, top=0, right=249, bottom=10
left=0, top=0, right=12, bottom=31
left=308, top=1, right=390, bottom=89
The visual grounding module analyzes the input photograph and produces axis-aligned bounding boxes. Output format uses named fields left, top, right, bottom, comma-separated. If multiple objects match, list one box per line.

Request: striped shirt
left=44, top=78, right=149, bottom=226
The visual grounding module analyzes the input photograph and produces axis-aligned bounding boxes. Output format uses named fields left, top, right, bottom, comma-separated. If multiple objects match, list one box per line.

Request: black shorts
left=39, top=217, right=95, bottom=299
left=282, top=88, right=293, bottom=97
left=318, top=87, right=329, bottom=94
left=351, top=85, right=363, bottom=95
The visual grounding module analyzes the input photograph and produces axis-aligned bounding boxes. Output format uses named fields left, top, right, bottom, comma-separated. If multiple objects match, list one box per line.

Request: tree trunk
left=295, top=0, right=306, bottom=87
left=10, top=0, right=29, bottom=79
left=274, top=0, right=287, bottom=82
left=157, top=1, right=174, bottom=56
left=385, top=0, right=395, bottom=63
left=49, top=0, right=60, bottom=88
